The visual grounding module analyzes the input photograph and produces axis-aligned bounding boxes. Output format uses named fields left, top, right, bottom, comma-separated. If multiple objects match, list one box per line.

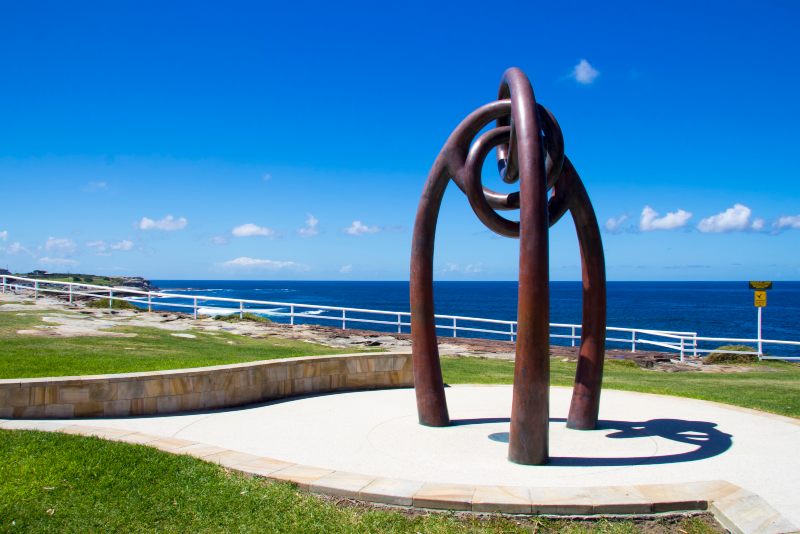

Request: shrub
left=85, top=298, right=138, bottom=310
left=705, top=344, right=759, bottom=364
left=214, top=312, right=272, bottom=324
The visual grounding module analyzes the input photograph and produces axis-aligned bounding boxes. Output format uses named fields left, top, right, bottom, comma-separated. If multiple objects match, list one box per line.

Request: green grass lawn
left=0, top=430, right=720, bottom=534
left=0, top=311, right=352, bottom=379
left=442, top=357, right=800, bottom=418
left=2, top=309, right=784, bottom=532
left=2, top=309, right=798, bottom=418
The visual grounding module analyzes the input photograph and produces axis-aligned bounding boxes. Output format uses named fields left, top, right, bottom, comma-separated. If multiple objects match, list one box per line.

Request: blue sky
left=1, top=1, right=798, bottom=281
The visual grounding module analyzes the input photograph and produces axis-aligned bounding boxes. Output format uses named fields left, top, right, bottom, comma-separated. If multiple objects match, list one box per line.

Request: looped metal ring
left=458, top=104, right=566, bottom=238
left=463, top=126, right=519, bottom=237
left=496, top=104, right=564, bottom=189
left=539, top=105, right=565, bottom=190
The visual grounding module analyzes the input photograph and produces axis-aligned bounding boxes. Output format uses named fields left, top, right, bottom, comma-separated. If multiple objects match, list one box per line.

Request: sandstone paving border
left=0, top=352, right=412, bottom=418
left=0, top=419, right=796, bottom=534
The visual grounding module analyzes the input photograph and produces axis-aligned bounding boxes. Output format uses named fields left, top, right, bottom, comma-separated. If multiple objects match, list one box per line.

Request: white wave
left=164, top=288, right=226, bottom=293
left=297, top=309, right=325, bottom=316
left=246, top=307, right=288, bottom=316
left=198, top=307, right=236, bottom=316
left=252, top=288, right=295, bottom=293
left=196, top=307, right=289, bottom=317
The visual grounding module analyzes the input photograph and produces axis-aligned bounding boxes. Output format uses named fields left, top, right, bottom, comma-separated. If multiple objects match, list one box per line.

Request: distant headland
left=0, top=269, right=156, bottom=291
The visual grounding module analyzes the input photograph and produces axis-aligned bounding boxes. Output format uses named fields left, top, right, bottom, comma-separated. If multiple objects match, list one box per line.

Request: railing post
left=757, top=306, right=763, bottom=359
left=193, top=297, right=198, bottom=320
left=680, top=337, right=685, bottom=362
left=147, top=292, right=152, bottom=313
left=341, top=309, right=346, bottom=330
left=452, top=317, right=457, bottom=338
left=290, top=305, right=295, bottom=325
left=109, top=290, right=113, bottom=310
left=510, top=323, right=514, bottom=342
left=34, top=280, right=38, bottom=299
left=631, top=331, right=636, bottom=353
left=397, top=313, right=402, bottom=334
left=68, top=284, right=73, bottom=304
left=239, top=301, right=244, bottom=319
left=571, top=326, right=576, bottom=347
left=1, top=276, right=5, bottom=293
left=693, top=335, right=698, bottom=358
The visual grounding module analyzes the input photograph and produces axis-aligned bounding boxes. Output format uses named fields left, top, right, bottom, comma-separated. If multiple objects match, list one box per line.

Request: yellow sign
left=749, top=281, right=773, bottom=290
left=754, top=291, right=767, bottom=307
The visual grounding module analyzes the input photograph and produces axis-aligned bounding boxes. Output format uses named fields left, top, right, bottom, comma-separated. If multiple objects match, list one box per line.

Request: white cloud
left=231, top=223, right=275, bottom=238
left=38, top=257, right=79, bottom=268
left=86, top=239, right=134, bottom=254
left=774, top=214, right=800, bottom=230
left=220, top=256, right=308, bottom=271
left=697, top=204, right=756, bottom=233
left=604, top=214, right=628, bottom=233
left=139, top=215, right=188, bottom=231
left=339, top=264, right=353, bottom=274
left=111, top=239, right=134, bottom=251
left=6, top=242, right=27, bottom=255
left=298, top=214, right=319, bottom=238
left=640, top=206, right=692, bottom=231
left=45, top=237, right=77, bottom=255
left=440, top=262, right=483, bottom=274
left=0, top=230, right=7, bottom=241
left=210, top=235, right=228, bottom=245
left=572, top=59, right=599, bottom=84
left=345, top=220, right=379, bottom=236
left=751, top=218, right=765, bottom=231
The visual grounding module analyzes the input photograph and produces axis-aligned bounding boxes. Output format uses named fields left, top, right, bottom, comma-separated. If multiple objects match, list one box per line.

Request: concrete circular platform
left=168, top=386, right=746, bottom=484
left=3, top=385, right=799, bottom=530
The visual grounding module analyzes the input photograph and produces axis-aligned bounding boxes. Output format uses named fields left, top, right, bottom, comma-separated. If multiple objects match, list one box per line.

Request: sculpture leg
left=563, top=162, right=607, bottom=430
left=410, top=100, right=513, bottom=428
left=509, top=231, right=550, bottom=464
left=410, top=167, right=450, bottom=427
left=503, top=70, right=550, bottom=465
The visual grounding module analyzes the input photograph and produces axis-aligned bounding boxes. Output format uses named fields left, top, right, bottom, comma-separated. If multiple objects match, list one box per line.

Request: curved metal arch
left=410, top=68, right=606, bottom=465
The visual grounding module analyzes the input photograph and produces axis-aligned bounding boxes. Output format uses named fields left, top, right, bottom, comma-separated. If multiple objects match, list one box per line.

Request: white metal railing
left=2, top=274, right=798, bottom=361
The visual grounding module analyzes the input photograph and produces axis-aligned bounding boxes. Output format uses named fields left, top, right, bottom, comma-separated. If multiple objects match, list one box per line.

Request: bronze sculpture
left=410, top=68, right=607, bottom=465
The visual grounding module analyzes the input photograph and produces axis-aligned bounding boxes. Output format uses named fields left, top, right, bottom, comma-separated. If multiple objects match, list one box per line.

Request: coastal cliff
left=13, top=272, right=157, bottom=292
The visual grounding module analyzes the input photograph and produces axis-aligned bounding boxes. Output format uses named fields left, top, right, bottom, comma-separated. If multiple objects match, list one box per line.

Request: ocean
left=148, top=280, right=800, bottom=357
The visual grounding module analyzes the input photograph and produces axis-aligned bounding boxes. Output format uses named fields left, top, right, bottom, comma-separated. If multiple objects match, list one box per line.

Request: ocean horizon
left=147, top=280, right=800, bottom=356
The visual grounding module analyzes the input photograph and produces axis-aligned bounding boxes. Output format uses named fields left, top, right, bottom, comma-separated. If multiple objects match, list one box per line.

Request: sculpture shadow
left=452, top=417, right=732, bottom=467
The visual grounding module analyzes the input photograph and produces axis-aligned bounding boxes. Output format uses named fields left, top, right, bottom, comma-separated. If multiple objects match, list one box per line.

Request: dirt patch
left=0, top=300, right=63, bottom=313
left=16, top=314, right=139, bottom=338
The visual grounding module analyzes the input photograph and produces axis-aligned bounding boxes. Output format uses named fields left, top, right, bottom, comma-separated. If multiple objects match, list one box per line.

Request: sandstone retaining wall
left=0, top=352, right=412, bottom=418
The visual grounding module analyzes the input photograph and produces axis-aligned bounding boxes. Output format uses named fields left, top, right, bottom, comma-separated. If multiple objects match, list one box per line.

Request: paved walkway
left=3, top=385, right=799, bottom=528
